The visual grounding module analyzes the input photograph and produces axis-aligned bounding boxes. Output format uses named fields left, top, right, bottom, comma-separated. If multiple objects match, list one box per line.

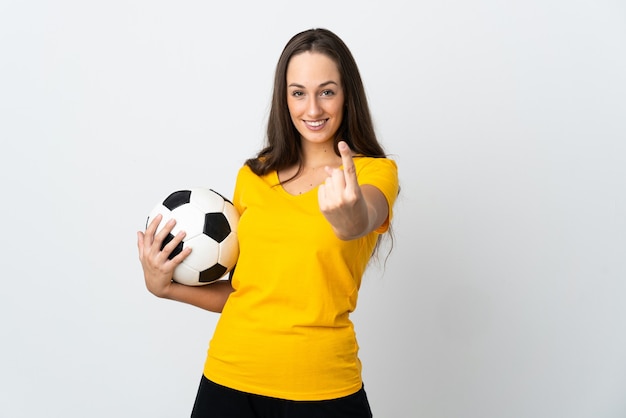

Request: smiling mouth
left=304, top=119, right=328, bottom=128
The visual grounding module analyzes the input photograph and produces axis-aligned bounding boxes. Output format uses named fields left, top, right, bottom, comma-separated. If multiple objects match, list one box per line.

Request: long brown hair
left=246, top=28, right=386, bottom=176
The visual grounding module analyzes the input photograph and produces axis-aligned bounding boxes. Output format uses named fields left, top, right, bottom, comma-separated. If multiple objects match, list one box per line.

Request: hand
left=317, top=141, right=369, bottom=240
left=137, top=214, right=191, bottom=297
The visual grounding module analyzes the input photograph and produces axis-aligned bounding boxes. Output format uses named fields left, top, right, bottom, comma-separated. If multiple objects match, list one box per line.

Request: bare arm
left=317, top=141, right=389, bottom=240
left=155, top=279, right=233, bottom=313
left=137, top=215, right=234, bottom=313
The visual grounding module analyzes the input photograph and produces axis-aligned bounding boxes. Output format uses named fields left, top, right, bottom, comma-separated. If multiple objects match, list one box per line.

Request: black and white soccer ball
left=146, top=188, right=239, bottom=286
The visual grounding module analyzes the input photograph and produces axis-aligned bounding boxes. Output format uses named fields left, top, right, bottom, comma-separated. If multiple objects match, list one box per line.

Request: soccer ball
left=146, top=188, right=239, bottom=286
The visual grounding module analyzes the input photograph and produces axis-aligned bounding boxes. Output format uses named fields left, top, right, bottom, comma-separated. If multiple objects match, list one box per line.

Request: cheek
left=286, top=99, right=302, bottom=119
left=332, top=102, right=345, bottom=122
left=331, top=95, right=345, bottom=117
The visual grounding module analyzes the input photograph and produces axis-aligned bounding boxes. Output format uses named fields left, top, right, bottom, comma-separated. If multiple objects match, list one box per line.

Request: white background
left=1, top=1, right=625, bottom=417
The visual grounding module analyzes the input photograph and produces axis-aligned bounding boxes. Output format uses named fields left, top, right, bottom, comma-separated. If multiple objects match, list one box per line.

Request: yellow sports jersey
left=203, top=156, right=399, bottom=401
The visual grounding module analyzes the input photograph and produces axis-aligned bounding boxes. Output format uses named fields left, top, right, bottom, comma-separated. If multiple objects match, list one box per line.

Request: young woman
left=137, top=28, right=399, bottom=418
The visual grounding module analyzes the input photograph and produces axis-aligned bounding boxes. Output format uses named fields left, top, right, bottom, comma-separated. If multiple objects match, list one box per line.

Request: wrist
left=147, top=278, right=175, bottom=299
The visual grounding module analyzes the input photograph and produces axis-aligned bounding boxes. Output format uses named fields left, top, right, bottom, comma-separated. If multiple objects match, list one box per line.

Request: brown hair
left=246, top=28, right=386, bottom=176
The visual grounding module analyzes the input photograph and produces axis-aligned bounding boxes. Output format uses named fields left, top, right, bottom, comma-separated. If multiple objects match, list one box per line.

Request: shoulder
left=353, top=156, right=399, bottom=207
left=353, top=156, right=398, bottom=180
left=235, top=163, right=276, bottom=187
left=237, top=164, right=253, bottom=176
left=236, top=164, right=260, bottom=180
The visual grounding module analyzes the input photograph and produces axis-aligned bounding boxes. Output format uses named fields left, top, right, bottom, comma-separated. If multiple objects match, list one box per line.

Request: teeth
left=307, top=120, right=325, bottom=127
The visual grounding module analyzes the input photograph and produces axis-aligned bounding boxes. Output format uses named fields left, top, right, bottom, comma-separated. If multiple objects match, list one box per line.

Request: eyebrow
left=287, top=81, right=339, bottom=89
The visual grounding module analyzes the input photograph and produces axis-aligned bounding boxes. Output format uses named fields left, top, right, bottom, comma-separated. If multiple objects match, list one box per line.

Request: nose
left=305, top=96, right=322, bottom=118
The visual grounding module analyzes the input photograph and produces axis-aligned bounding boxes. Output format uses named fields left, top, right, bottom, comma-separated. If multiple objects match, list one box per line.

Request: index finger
left=145, top=213, right=163, bottom=236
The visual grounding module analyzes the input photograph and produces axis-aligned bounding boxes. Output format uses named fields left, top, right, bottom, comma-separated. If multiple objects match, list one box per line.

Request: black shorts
left=191, top=375, right=373, bottom=418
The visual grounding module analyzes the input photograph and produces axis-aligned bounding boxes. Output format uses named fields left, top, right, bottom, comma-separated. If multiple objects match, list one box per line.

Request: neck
left=301, top=142, right=340, bottom=169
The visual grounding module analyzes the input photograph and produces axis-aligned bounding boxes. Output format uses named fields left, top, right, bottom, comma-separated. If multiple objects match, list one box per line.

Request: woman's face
left=286, top=51, right=345, bottom=146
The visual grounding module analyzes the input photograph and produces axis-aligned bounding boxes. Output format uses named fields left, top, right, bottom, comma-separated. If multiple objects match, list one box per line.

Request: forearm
left=330, top=184, right=389, bottom=241
left=158, top=279, right=234, bottom=313
left=330, top=200, right=372, bottom=240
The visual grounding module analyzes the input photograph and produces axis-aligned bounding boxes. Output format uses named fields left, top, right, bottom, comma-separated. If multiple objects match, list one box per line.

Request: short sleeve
left=354, top=157, right=399, bottom=233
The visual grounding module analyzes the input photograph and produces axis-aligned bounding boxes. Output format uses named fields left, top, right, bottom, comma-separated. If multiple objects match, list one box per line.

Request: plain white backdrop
left=1, top=1, right=625, bottom=417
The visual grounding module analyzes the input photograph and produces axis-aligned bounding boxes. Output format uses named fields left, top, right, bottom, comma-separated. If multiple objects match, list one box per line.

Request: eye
left=320, top=90, right=335, bottom=97
left=290, top=90, right=304, bottom=97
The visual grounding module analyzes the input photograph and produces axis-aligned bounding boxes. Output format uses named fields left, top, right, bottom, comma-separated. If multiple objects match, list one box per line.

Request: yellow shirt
left=204, top=156, right=399, bottom=401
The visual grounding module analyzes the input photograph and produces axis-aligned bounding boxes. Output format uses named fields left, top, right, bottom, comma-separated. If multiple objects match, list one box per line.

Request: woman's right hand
left=137, top=214, right=192, bottom=298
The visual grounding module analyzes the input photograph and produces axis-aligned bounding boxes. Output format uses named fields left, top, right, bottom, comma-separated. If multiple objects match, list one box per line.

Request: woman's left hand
left=317, top=141, right=370, bottom=240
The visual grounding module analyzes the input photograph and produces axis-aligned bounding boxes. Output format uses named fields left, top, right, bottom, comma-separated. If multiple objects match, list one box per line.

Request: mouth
left=304, top=119, right=328, bottom=129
